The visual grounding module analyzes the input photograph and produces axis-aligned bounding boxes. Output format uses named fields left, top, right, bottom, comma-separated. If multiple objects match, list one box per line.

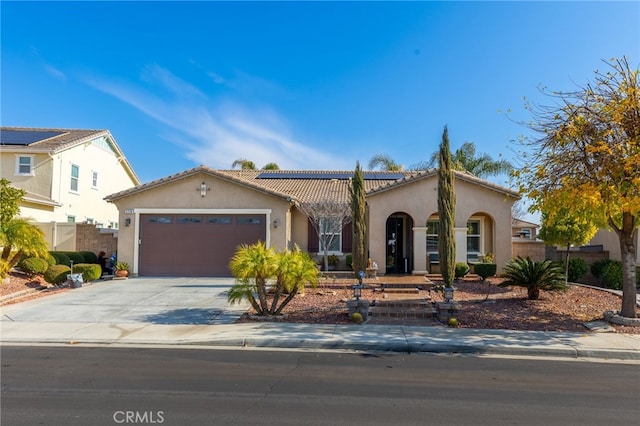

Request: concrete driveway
left=0, top=277, right=248, bottom=325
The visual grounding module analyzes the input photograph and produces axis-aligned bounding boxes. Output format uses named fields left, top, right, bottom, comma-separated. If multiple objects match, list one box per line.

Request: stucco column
left=412, top=226, right=427, bottom=274
left=455, top=227, right=468, bottom=263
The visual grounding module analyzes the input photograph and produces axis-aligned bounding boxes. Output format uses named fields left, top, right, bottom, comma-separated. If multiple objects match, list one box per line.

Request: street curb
left=3, top=336, right=637, bottom=361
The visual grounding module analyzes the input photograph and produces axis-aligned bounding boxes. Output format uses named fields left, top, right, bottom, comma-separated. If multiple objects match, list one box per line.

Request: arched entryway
left=385, top=212, right=414, bottom=274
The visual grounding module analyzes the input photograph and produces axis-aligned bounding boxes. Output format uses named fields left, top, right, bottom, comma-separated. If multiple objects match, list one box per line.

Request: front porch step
left=374, top=299, right=432, bottom=309
left=381, top=282, right=433, bottom=291
left=379, top=287, right=421, bottom=294
left=369, top=306, right=437, bottom=319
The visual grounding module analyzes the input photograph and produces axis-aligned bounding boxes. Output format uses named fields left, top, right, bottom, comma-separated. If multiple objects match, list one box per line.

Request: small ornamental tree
left=350, top=162, right=367, bottom=277
left=0, top=179, right=49, bottom=273
left=438, top=126, right=456, bottom=288
left=516, top=56, right=638, bottom=318
left=537, top=206, right=598, bottom=284
left=298, top=198, right=352, bottom=272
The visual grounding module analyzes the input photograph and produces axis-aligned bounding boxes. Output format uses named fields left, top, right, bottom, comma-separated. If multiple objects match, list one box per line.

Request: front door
left=385, top=213, right=413, bottom=274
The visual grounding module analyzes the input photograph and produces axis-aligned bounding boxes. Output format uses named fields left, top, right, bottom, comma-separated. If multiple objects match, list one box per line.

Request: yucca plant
left=499, top=256, right=567, bottom=300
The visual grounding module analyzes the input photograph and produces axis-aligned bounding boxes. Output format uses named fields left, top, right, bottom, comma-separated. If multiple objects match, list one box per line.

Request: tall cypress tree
left=437, top=126, right=456, bottom=287
left=350, top=162, right=367, bottom=278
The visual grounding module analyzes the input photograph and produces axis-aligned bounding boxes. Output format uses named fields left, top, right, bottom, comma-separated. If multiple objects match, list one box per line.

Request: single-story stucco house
left=105, top=166, right=520, bottom=277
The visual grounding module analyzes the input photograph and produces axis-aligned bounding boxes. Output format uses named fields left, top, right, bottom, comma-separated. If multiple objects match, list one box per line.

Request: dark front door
left=385, top=214, right=413, bottom=274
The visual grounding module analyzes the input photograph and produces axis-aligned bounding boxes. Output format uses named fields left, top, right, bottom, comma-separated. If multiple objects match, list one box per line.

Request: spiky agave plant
left=499, top=256, right=567, bottom=300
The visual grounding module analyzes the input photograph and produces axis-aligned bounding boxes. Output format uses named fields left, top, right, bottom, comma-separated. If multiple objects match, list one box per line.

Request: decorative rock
left=603, top=310, right=640, bottom=326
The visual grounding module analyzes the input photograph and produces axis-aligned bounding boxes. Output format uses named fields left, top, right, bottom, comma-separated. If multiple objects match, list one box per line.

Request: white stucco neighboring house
left=586, top=228, right=640, bottom=266
left=105, top=166, right=520, bottom=277
left=0, top=127, right=140, bottom=244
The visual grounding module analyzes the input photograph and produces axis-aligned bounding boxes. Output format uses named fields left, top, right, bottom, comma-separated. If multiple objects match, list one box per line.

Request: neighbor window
left=319, top=217, right=341, bottom=253
left=92, top=171, right=99, bottom=189
left=70, top=164, right=79, bottom=192
left=15, top=155, right=34, bottom=175
left=67, top=215, right=76, bottom=223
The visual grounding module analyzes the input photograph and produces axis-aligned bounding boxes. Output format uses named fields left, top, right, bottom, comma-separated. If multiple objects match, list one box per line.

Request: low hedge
left=455, top=262, right=470, bottom=279
left=567, top=257, right=589, bottom=282
left=78, top=251, right=98, bottom=264
left=49, top=252, right=71, bottom=267
left=72, top=263, right=102, bottom=282
left=44, top=264, right=71, bottom=285
left=61, top=251, right=85, bottom=265
left=18, top=257, right=49, bottom=278
left=474, top=263, right=497, bottom=281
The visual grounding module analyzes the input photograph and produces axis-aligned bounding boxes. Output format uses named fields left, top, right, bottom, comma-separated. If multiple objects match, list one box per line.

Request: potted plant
left=114, top=262, right=129, bottom=278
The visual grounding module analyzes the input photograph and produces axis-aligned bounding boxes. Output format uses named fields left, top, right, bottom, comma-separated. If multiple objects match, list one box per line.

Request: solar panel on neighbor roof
left=0, top=130, right=65, bottom=145
left=256, top=172, right=405, bottom=180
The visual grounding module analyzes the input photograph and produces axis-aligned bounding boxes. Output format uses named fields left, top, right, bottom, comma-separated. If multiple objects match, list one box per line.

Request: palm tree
left=262, top=162, right=280, bottom=170
left=228, top=242, right=318, bottom=315
left=231, top=158, right=257, bottom=170
left=367, top=153, right=404, bottom=171
left=0, top=217, right=49, bottom=270
left=427, top=142, right=512, bottom=178
left=498, top=256, right=567, bottom=300
left=232, top=159, right=280, bottom=170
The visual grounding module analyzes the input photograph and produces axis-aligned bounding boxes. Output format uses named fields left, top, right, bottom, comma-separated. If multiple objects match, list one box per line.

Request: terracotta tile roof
left=106, top=165, right=519, bottom=203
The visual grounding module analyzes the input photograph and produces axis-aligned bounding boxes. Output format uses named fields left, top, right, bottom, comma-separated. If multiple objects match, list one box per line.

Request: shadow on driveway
left=140, top=308, right=222, bottom=325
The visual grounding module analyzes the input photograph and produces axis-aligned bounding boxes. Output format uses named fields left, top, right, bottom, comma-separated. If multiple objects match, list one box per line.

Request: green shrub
left=44, top=264, right=71, bottom=285
left=474, top=263, right=497, bottom=281
left=345, top=254, right=353, bottom=269
left=454, top=262, right=470, bottom=279
left=49, top=251, right=71, bottom=267
left=328, top=254, right=339, bottom=266
left=78, top=251, right=98, bottom=264
left=44, top=253, right=57, bottom=267
left=72, top=263, right=101, bottom=282
left=61, top=251, right=85, bottom=265
left=591, top=259, right=613, bottom=278
left=602, top=260, right=623, bottom=290
left=566, top=257, right=589, bottom=282
left=18, top=257, right=49, bottom=278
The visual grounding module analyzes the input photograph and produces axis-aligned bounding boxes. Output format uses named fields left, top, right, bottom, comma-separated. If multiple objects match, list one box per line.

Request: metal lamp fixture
left=198, top=182, right=210, bottom=197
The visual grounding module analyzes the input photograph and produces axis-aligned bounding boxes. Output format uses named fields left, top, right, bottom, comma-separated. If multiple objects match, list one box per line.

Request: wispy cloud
left=82, top=65, right=341, bottom=170
left=44, top=65, right=67, bottom=81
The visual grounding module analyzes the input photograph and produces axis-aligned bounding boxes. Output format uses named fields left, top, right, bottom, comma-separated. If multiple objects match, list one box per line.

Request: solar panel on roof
left=0, top=130, right=65, bottom=145
left=256, top=171, right=405, bottom=180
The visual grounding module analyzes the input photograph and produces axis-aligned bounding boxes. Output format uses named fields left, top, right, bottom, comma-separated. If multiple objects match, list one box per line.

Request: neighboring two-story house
left=0, top=127, right=140, bottom=248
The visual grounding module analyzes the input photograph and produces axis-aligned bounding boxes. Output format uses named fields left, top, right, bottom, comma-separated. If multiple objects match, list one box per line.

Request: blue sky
left=2, top=1, right=638, bottom=191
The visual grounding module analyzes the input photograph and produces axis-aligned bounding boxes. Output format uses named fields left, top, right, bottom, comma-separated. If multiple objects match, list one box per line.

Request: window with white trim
left=15, top=155, right=34, bottom=175
left=467, top=220, right=481, bottom=254
left=70, top=164, right=79, bottom=192
left=91, top=171, right=99, bottom=189
left=319, top=217, right=342, bottom=253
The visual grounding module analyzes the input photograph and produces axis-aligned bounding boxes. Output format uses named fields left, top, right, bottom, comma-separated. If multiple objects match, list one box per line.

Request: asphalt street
left=2, top=346, right=639, bottom=426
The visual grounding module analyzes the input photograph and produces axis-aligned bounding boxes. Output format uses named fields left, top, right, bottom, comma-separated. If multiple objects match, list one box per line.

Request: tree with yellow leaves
left=516, top=56, right=639, bottom=319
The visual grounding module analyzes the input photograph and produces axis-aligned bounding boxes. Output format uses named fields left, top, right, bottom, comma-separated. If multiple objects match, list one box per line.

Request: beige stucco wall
left=2, top=139, right=137, bottom=226
left=110, top=173, right=292, bottom=274
left=587, top=228, right=640, bottom=266
left=367, top=175, right=517, bottom=274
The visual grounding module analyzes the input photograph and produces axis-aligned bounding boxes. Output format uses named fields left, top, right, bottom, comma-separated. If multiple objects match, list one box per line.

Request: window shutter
left=342, top=222, right=352, bottom=253
left=307, top=219, right=319, bottom=253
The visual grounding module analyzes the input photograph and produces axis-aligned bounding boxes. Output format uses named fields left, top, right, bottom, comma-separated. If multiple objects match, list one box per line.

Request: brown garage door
left=138, top=214, right=267, bottom=276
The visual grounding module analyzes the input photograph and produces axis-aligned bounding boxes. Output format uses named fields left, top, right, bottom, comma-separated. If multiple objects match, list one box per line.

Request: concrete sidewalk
left=2, top=320, right=639, bottom=361
left=1, top=277, right=638, bottom=361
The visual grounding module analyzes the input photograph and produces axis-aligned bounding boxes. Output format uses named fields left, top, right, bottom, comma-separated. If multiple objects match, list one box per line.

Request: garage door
left=138, top=214, right=267, bottom=276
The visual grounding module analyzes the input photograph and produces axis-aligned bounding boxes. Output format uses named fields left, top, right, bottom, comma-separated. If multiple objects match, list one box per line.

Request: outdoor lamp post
left=352, top=284, right=362, bottom=301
